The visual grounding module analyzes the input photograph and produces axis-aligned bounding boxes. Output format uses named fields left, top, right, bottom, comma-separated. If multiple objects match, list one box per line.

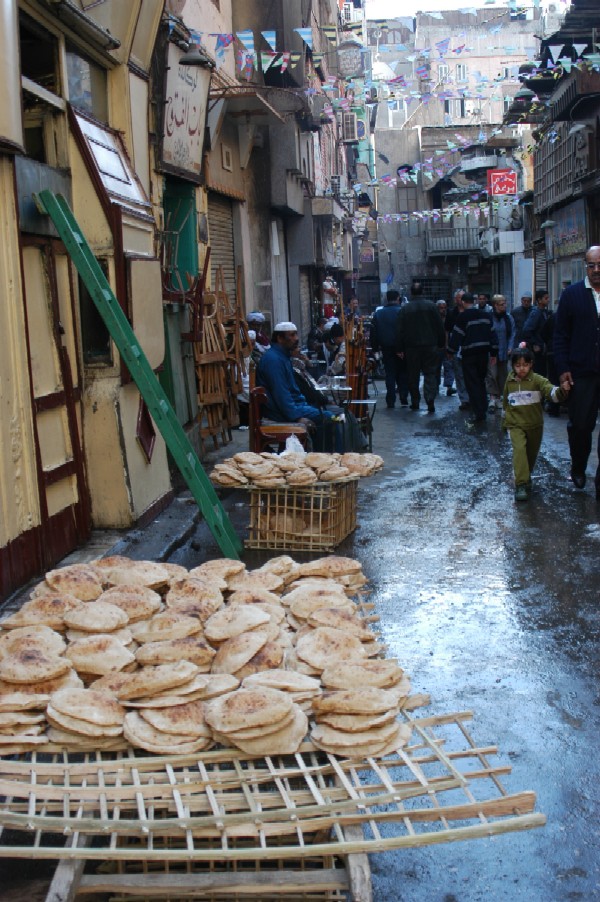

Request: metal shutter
left=207, top=193, right=236, bottom=299
left=534, top=246, right=547, bottom=292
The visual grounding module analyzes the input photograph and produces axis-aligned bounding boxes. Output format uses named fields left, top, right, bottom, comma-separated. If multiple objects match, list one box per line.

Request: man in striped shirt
left=448, top=292, right=498, bottom=423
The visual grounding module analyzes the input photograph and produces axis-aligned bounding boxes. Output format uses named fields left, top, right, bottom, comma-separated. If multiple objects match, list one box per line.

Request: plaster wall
left=0, top=159, right=40, bottom=546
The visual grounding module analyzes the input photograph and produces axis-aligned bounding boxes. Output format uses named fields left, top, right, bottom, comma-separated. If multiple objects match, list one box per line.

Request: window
left=79, top=260, right=112, bottom=365
left=66, top=44, right=108, bottom=123
left=445, top=98, right=466, bottom=119
left=438, top=64, right=449, bottom=83
left=19, top=11, right=62, bottom=163
left=455, top=64, right=469, bottom=83
left=343, top=3, right=352, bottom=22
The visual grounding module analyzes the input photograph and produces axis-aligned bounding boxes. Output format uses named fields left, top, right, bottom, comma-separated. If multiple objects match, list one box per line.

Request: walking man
left=395, top=282, right=446, bottom=413
left=370, top=289, right=408, bottom=408
left=448, top=292, right=498, bottom=423
left=553, top=245, right=600, bottom=495
left=523, top=288, right=550, bottom=375
left=512, top=293, right=533, bottom=346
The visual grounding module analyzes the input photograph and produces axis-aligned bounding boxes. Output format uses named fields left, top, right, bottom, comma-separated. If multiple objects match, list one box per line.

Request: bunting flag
left=573, top=43, right=588, bottom=57
left=214, top=33, right=234, bottom=62
left=261, top=30, right=277, bottom=52
left=344, top=22, right=363, bottom=35
left=236, top=30, right=255, bottom=53
left=290, top=52, right=302, bottom=68
left=322, top=26, right=337, bottom=45
left=312, top=53, right=323, bottom=67
left=261, top=52, right=278, bottom=73
left=435, top=38, right=450, bottom=56
left=294, top=28, right=313, bottom=51
left=280, top=52, right=291, bottom=73
left=558, top=56, right=573, bottom=73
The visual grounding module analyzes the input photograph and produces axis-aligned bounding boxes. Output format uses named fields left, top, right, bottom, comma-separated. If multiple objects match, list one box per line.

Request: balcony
left=460, top=154, right=498, bottom=172
left=425, top=225, right=480, bottom=255
left=550, top=68, right=600, bottom=122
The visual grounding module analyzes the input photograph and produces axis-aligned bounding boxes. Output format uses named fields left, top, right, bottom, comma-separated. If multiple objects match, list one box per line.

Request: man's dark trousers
left=381, top=347, right=408, bottom=407
left=461, top=351, right=489, bottom=420
left=405, top=346, right=439, bottom=407
left=566, top=374, right=600, bottom=486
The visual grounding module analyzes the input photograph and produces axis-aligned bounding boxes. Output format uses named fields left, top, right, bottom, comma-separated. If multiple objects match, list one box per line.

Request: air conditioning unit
left=341, top=111, right=358, bottom=143
left=330, top=174, right=347, bottom=195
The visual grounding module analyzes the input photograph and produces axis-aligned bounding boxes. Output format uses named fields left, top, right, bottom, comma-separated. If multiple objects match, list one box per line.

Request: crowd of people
left=245, top=244, right=600, bottom=504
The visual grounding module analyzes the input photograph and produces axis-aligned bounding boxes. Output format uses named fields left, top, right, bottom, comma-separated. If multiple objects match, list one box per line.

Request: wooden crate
left=245, top=480, right=358, bottom=552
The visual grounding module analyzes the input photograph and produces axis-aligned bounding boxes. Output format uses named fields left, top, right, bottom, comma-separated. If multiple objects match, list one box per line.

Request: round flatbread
left=226, top=571, right=284, bottom=594
left=130, top=612, right=202, bottom=643
left=44, top=564, right=104, bottom=601
left=97, top=585, right=162, bottom=623
left=0, top=594, right=81, bottom=631
left=210, top=631, right=269, bottom=675
left=307, top=607, right=375, bottom=641
left=226, top=707, right=308, bottom=756
left=140, top=700, right=211, bottom=737
left=0, top=692, right=50, bottom=712
left=0, top=625, right=66, bottom=658
left=114, top=661, right=199, bottom=700
left=232, top=640, right=284, bottom=680
left=320, top=660, right=405, bottom=690
left=204, top=687, right=293, bottom=734
left=242, top=670, right=321, bottom=694
left=295, top=557, right=362, bottom=579
left=204, top=606, right=270, bottom=643
left=189, top=560, right=246, bottom=582
left=65, top=634, right=136, bottom=675
left=123, top=711, right=212, bottom=753
left=49, top=688, right=125, bottom=726
left=46, top=705, right=124, bottom=738
left=63, top=601, right=129, bottom=633
left=164, top=595, right=223, bottom=621
left=102, top=560, right=171, bottom=591
left=295, top=627, right=367, bottom=672
left=312, top=687, right=400, bottom=716
left=166, top=578, right=224, bottom=606
left=134, top=636, right=216, bottom=668
left=0, top=647, right=71, bottom=684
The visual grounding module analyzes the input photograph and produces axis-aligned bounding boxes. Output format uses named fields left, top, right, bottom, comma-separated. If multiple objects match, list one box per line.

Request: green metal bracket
left=35, top=189, right=242, bottom=560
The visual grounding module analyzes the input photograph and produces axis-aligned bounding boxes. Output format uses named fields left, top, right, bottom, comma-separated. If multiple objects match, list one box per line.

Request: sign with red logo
left=487, top=169, right=518, bottom=196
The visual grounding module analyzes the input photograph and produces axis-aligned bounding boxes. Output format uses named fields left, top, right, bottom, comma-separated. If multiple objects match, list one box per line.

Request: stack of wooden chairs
left=339, top=311, right=376, bottom=451
left=195, top=266, right=250, bottom=452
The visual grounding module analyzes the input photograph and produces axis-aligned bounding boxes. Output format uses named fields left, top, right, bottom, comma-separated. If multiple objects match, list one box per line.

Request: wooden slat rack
left=0, top=708, right=545, bottom=901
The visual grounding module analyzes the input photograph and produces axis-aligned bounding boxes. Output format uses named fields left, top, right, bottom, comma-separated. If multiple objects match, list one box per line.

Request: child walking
left=503, top=344, right=570, bottom=502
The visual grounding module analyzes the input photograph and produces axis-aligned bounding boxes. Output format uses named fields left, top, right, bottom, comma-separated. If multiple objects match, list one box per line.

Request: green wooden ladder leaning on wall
left=35, top=189, right=242, bottom=561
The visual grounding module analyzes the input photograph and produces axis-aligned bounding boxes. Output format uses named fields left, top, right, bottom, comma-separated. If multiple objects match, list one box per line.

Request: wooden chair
left=249, top=387, right=309, bottom=453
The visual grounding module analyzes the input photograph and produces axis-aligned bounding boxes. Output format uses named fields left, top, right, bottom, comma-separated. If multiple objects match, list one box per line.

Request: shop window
left=79, top=259, right=112, bottom=365
left=66, top=44, right=108, bottom=123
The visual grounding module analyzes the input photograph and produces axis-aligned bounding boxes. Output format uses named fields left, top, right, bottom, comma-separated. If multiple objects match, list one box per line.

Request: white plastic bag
left=285, top=433, right=306, bottom=455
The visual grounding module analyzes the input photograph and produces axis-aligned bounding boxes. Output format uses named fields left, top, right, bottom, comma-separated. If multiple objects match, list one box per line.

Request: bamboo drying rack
left=0, top=707, right=545, bottom=900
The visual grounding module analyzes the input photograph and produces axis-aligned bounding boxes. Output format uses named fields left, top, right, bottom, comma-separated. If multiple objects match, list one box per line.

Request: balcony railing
left=425, top=226, right=481, bottom=255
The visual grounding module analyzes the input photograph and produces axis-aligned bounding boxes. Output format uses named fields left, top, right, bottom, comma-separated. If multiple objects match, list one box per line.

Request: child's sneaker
left=515, top=484, right=528, bottom=502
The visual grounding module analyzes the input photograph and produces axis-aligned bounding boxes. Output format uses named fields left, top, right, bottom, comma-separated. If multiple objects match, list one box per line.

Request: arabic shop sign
left=162, top=42, right=209, bottom=179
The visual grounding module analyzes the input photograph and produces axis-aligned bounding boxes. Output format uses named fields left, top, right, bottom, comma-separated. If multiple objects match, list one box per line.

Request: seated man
left=257, top=321, right=335, bottom=449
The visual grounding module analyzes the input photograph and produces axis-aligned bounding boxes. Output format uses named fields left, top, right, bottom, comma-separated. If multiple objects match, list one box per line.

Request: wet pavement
left=3, top=383, right=600, bottom=901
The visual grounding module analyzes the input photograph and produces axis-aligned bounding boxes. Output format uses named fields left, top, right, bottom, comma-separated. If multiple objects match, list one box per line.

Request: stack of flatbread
left=340, top=453, right=384, bottom=477
left=0, top=690, right=49, bottom=755
left=210, top=627, right=285, bottom=681
left=311, top=687, right=412, bottom=758
left=123, top=698, right=213, bottom=754
left=0, top=625, right=78, bottom=699
left=242, top=670, right=321, bottom=714
left=46, top=688, right=125, bottom=751
left=210, top=450, right=381, bottom=488
left=204, top=686, right=308, bottom=755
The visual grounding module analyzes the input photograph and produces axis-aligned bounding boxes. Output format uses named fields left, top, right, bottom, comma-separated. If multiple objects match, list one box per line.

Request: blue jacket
left=491, top=311, right=515, bottom=362
left=553, top=280, right=600, bottom=378
left=370, top=303, right=402, bottom=351
left=257, top=343, right=327, bottom=423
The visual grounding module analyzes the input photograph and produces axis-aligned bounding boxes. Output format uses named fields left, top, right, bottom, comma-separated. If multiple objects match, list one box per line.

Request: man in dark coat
left=523, top=288, right=550, bottom=375
left=370, top=289, right=408, bottom=408
left=395, top=282, right=446, bottom=413
left=448, top=292, right=498, bottom=423
left=554, top=245, right=600, bottom=496
left=512, top=293, right=533, bottom=346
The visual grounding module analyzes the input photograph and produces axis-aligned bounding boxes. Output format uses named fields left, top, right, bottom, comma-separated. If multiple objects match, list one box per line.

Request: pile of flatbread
left=210, top=451, right=383, bottom=488
left=0, top=554, right=417, bottom=760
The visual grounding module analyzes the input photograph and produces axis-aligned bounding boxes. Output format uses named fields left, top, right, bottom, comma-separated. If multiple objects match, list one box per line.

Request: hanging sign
left=487, top=169, right=518, bottom=195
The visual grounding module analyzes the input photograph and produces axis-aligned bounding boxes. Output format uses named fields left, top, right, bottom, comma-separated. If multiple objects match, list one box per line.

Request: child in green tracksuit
left=503, top=345, right=570, bottom=502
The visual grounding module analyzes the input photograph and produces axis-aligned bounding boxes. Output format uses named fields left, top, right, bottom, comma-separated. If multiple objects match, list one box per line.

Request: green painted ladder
left=36, top=189, right=242, bottom=560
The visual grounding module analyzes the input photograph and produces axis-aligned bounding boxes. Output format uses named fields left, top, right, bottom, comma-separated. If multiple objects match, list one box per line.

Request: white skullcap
left=248, top=329, right=256, bottom=340
left=247, top=311, right=266, bottom=323
left=274, top=321, right=297, bottom=332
